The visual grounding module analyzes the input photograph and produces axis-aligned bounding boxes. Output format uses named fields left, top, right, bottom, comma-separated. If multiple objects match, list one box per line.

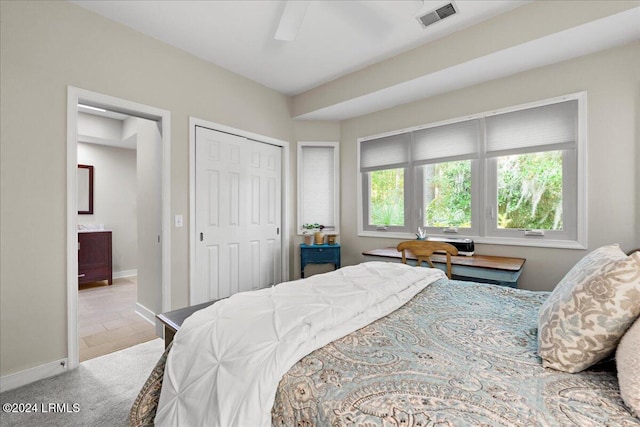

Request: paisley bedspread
left=271, top=279, right=638, bottom=427
left=130, top=278, right=638, bottom=426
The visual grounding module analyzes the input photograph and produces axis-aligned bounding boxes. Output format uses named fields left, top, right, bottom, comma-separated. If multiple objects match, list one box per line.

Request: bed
left=130, top=248, right=640, bottom=427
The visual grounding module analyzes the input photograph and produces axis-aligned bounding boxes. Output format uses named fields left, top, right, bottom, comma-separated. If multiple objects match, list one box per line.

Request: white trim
left=189, top=117, right=290, bottom=306
left=357, top=142, right=364, bottom=237
left=358, top=230, right=415, bottom=239
left=356, top=231, right=586, bottom=250
left=473, top=236, right=586, bottom=250
left=134, top=303, right=163, bottom=338
left=67, top=86, right=171, bottom=372
left=282, top=143, right=291, bottom=282
left=576, top=94, right=588, bottom=249
left=296, top=141, right=340, bottom=234
left=66, top=92, right=79, bottom=371
left=0, top=359, right=68, bottom=393
left=113, top=269, right=137, bottom=279
left=135, top=302, right=157, bottom=325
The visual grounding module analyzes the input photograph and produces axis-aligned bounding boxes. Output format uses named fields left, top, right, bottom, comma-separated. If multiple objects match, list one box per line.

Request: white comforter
left=154, top=262, right=445, bottom=427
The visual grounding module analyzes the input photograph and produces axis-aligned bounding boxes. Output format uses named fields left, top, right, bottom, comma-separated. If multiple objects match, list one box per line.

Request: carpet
left=0, top=338, right=164, bottom=427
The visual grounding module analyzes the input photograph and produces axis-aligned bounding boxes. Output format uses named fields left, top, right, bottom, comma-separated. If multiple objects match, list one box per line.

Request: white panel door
left=247, top=139, right=282, bottom=290
left=194, top=126, right=281, bottom=304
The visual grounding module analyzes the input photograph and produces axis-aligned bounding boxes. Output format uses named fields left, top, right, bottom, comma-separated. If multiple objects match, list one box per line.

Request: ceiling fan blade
left=274, top=0, right=310, bottom=41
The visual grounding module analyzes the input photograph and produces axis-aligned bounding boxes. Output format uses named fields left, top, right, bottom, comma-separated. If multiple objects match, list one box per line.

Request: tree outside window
left=422, top=160, right=471, bottom=228
left=497, top=151, right=563, bottom=230
left=369, top=168, right=404, bottom=226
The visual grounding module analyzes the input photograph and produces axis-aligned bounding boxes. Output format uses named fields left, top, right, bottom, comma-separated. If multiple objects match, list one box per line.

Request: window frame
left=485, top=149, right=576, bottom=241
left=414, top=158, right=480, bottom=237
left=361, top=167, right=411, bottom=233
left=357, top=92, right=587, bottom=249
left=297, top=141, right=340, bottom=235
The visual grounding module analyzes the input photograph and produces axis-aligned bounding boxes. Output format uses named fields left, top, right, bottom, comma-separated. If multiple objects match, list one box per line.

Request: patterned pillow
left=617, top=316, right=640, bottom=417
left=537, top=245, right=640, bottom=373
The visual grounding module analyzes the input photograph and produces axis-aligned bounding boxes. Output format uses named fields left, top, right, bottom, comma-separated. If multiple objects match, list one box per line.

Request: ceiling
left=70, top=0, right=639, bottom=121
left=70, top=0, right=530, bottom=95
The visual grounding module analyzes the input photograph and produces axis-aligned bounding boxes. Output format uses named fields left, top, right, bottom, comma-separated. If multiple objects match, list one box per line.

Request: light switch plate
left=175, top=215, right=184, bottom=227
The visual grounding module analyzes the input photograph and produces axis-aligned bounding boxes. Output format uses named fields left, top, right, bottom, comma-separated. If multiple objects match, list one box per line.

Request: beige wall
left=77, top=142, right=138, bottom=274
left=340, top=42, right=639, bottom=292
left=0, top=0, right=294, bottom=376
left=136, top=119, right=162, bottom=318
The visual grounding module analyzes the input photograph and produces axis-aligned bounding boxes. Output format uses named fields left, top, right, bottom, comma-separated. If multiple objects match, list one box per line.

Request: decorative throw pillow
left=617, top=317, right=640, bottom=417
left=537, top=245, right=640, bottom=373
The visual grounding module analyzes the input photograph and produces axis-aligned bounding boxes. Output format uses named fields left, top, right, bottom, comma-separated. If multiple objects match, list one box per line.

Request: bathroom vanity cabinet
left=78, top=230, right=112, bottom=285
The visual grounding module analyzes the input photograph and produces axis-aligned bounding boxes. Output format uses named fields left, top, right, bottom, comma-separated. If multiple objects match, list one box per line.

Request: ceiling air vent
left=416, top=2, right=458, bottom=29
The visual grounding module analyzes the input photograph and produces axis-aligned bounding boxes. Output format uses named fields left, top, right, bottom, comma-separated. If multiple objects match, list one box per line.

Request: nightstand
left=300, top=243, right=341, bottom=278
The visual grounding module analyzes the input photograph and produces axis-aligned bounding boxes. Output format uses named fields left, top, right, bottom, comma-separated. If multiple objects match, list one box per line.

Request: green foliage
left=423, top=161, right=471, bottom=227
left=368, top=151, right=563, bottom=231
left=497, top=151, right=563, bottom=230
left=302, top=223, right=324, bottom=230
left=369, top=169, right=404, bottom=226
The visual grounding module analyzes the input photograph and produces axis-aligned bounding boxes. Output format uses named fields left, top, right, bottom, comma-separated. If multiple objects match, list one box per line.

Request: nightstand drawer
left=300, top=243, right=341, bottom=278
left=302, top=248, right=336, bottom=263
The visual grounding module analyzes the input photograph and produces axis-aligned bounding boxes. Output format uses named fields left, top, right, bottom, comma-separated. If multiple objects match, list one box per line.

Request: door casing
left=66, top=86, right=171, bottom=369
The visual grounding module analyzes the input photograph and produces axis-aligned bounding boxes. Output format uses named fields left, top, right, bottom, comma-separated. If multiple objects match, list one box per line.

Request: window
left=298, top=142, right=339, bottom=233
left=358, top=93, right=586, bottom=248
left=420, top=160, right=472, bottom=228
left=495, top=151, right=563, bottom=231
left=412, top=119, right=479, bottom=236
left=360, top=133, right=409, bottom=232
left=485, top=99, right=579, bottom=242
left=368, top=168, right=405, bottom=227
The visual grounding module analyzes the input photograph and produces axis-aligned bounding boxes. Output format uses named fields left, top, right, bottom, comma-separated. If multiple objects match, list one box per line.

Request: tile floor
left=78, top=277, right=158, bottom=362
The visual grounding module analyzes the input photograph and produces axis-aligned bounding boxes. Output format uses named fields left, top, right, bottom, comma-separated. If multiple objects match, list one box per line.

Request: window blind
left=300, top=146, right=335, bottom=228
left=412, top=119, right=480, bottom=164
left=486, top=100, right=577, bottom=157
left=359, top=133, right=410, bottom=172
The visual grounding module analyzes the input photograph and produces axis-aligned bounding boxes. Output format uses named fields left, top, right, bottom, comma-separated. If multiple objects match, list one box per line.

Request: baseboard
left=134, top=302, right=156, bottom=326
left=0, top=358, right=68, bottom=393
left=135, top=302, right=163, bottom=338
left=113, top=269, right=137, bottom=279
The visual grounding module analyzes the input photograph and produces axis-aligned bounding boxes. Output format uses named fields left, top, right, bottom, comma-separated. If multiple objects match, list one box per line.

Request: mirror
left=78, top=164, right=94, bottom=215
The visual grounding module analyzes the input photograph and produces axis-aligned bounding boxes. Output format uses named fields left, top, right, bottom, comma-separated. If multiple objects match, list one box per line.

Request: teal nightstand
left=300, top=243, right=341, bottom=278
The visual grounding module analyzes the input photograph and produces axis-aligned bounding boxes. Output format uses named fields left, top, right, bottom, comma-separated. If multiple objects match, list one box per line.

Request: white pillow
left=538, top=245, right=640, bottom=373
left=617, top=316, right=640, bottom=417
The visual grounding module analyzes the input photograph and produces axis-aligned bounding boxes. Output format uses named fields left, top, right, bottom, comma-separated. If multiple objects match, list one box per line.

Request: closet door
left=193, top=126, right=282, bottom=304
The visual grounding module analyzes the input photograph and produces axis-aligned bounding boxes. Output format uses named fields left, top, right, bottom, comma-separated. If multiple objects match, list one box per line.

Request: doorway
left=66, top=87, right=171, bottom=370
left=76, top=110, right=160, bottom=361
